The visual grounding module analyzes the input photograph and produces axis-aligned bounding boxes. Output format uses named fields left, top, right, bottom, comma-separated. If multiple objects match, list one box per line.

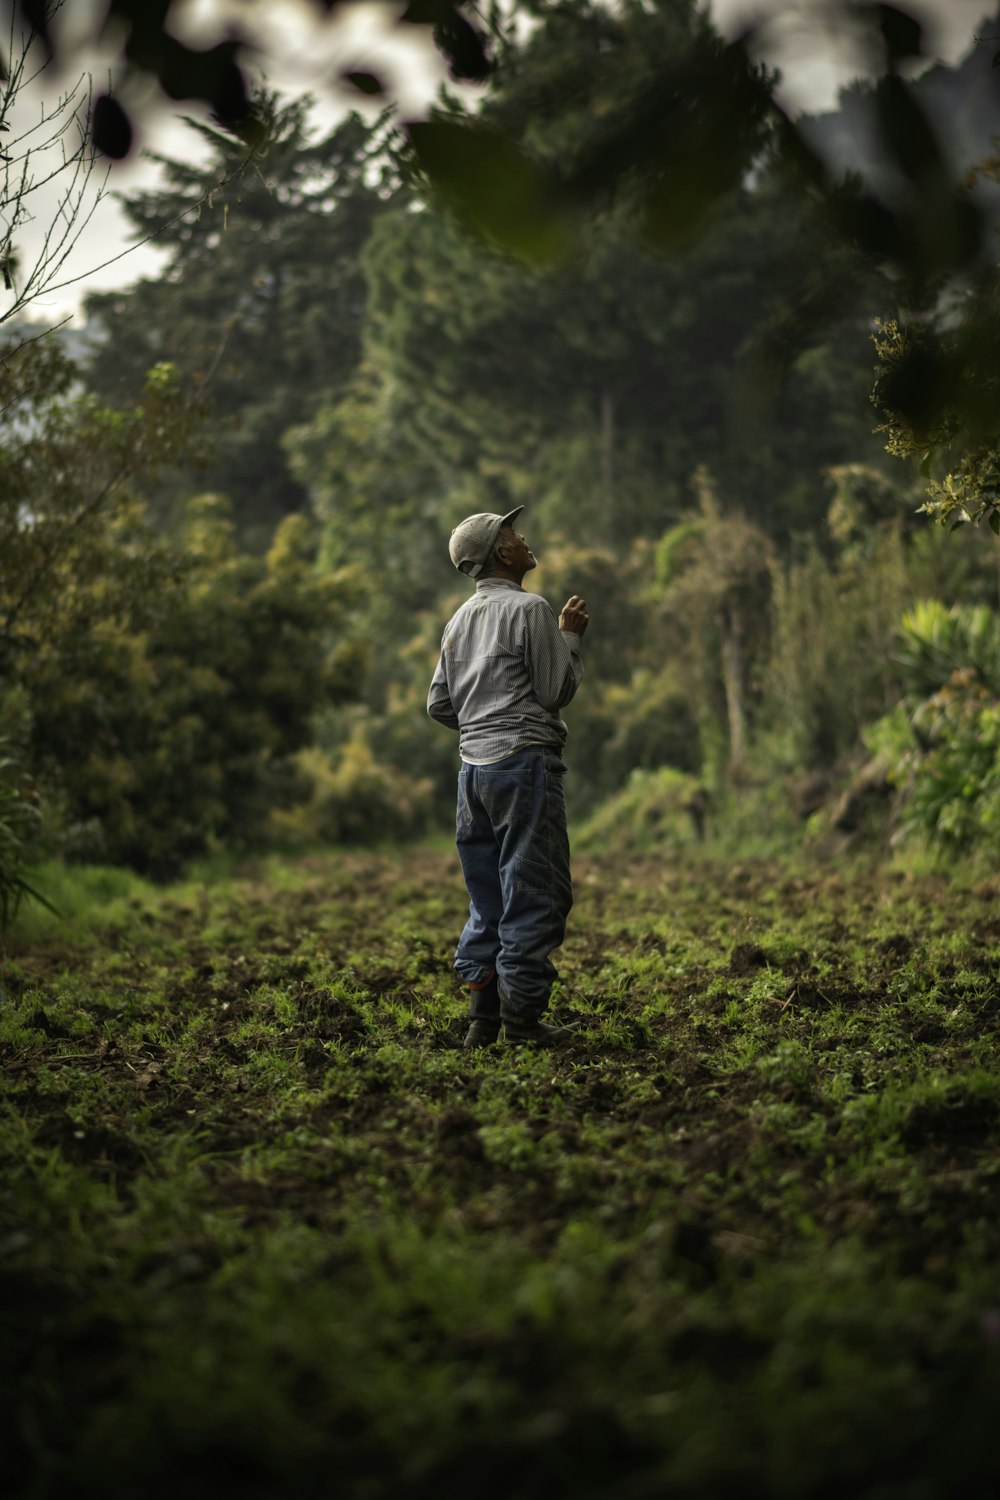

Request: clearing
left=2, top=846, right=999, bottom=1498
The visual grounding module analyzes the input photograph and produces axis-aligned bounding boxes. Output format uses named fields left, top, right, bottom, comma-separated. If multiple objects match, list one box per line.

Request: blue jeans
left=454, top=747, right=573, bottom=1019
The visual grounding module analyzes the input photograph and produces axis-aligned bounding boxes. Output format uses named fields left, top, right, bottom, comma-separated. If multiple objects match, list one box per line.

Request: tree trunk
left=718, top=603, right=747, bottom=774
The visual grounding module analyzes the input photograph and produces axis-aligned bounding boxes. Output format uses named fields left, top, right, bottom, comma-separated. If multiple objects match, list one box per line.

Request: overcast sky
left=5, top=0, right=998, bottom=325
left=713, top=0, right=996, bottom=107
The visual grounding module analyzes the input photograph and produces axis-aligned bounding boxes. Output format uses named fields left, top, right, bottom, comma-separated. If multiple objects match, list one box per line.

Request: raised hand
left=559, top=595, right=589, bottom=637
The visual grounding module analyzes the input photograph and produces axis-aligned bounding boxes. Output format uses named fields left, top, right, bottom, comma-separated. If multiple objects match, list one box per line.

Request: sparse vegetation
left=3, top=845, right=999, bottom=1498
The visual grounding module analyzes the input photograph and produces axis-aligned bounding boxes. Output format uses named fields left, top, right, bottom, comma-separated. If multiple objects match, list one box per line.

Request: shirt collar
left=475, top=578, right=523, bottom=592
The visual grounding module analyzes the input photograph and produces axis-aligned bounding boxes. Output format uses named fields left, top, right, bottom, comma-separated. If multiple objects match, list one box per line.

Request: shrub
left=270, top=730, right=434, bottom=847
left=762, top=531, right=913, bottom=768
left=13, top=500, right=360, bottom=879
left=867, top=602, right=1000, bottom=852
left=758, top=499, right=999, bottom=774
left=894, top=598, right=1000, bottom=698
left=0, top=740, right=52, bottom=926
left=574, top=766, right=705, bottom=855
left=869, top=674, right=1000, bottom=852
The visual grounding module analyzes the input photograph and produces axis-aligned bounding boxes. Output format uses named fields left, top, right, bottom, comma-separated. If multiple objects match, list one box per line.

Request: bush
left=894, top=598, right=1000, bottom=698
left=1, top=339, right=364, bottom=879
left=0, top=741, right=51, bottom=926
left=14, top=501, right=358, bottom=879
left=759, top=501, right=1000, bottom=773
left=867, top=602, right=1000, bottom=852
left=574, top=766, right=705, bottom=855
left=869, top=675, right=1000, bottom=852
left=762, top=531, right=914, bottom=768
left=270, top=730, right=434, bottom=847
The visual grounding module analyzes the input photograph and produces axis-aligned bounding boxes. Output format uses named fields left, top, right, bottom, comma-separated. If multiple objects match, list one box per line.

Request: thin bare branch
left=0, top=11, right=108, bottom=334
left=30, top=137, right=266, bottom=306
left=0, top=1, right=268, bottom=344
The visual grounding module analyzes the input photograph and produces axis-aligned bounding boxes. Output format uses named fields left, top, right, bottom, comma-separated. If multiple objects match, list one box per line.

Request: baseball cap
left=448, top=506, right=525, bottom=577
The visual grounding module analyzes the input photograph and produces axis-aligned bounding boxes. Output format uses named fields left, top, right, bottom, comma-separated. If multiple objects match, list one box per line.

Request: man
left=427, top=505, right=589, bottom=1048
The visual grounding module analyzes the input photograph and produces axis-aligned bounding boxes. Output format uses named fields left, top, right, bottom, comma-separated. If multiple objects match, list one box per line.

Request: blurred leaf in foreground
left=406, top=119, right=572, bottom=263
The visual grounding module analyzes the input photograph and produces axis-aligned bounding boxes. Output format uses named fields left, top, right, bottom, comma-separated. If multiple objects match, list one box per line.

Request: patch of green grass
left=8, top=859, right=159, bottom=939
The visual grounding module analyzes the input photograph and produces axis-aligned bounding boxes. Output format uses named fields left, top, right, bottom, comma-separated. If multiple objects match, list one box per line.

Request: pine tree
left=362, top=0, right=887, bottom=547
left=84, top=96, right=396, bottom=546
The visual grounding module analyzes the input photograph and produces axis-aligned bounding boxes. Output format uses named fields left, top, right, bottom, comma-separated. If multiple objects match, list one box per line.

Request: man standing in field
left=427, top=506, right=589, bottom=1048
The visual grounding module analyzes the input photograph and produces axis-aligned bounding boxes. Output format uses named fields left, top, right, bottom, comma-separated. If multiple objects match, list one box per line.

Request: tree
left=0, top=335, right=358, bottom=876
left=11, top=0, right=1000, bottom=527
left=283, top=359, right=453, bottom=607
left=653, top=467, right=774, bottom=778
left=362, top=0, right=890, bottom=548
left=84, top=96, right=395, bottom=545
left=0, top=339, right=198, bottom=672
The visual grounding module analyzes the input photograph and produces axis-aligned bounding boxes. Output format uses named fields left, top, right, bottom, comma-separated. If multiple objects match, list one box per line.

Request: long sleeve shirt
left=427, top=578, right=584, bottom=764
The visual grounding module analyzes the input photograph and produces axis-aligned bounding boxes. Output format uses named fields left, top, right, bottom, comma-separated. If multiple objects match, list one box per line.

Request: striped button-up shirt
left=427, top=579, right=584, bottom=764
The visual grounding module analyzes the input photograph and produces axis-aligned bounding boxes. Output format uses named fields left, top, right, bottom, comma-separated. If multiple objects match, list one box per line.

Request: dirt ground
left=2, top=847, right=1000, bottom=1498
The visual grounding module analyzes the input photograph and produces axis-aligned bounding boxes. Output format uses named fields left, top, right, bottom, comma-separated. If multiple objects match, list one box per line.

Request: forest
left=2, top=1, right=1000, bottom=1496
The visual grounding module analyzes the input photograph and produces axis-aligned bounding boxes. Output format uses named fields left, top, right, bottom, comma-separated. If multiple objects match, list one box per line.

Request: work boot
left=463, top=973, right=500, bottom=1048
left=501, top=1011, right=575, bottom=1047
left=463, top=1017, right=501, bottom=1048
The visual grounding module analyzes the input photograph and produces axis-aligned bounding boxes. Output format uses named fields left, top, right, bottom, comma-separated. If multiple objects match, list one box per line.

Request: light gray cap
left=448, top=506, right=524, bottom=578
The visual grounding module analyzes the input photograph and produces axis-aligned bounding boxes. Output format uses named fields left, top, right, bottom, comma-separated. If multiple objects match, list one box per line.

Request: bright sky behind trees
left=7, top=0, right=998, bottom=322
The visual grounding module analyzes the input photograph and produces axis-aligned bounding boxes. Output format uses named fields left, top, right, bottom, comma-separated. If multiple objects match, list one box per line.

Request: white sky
left=4, top=0, right=997, bottom=325
left=711, top=0, right=997, bottom=111
left=4, top=0, right=448, bottom=324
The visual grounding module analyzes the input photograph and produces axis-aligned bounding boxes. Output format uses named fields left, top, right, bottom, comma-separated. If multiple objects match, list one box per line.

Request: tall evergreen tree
left=84, top=96, right=396, bottom=546
left=362, top=0, right=889, bottom=547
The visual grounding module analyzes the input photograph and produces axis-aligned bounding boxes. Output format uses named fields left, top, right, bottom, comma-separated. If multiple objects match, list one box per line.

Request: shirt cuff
left=560, top=629, right=582, bottom=651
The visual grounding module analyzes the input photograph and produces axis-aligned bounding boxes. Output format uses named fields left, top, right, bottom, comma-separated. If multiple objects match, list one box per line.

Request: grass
left=2, top=844, right=1000, bottom=1499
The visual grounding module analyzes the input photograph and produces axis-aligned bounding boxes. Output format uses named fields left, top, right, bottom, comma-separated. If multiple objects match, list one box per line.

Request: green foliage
left=763, top=529, right=913, bottom=768
left=27, top=0, right=1000, bottom=540
left=4, top=846, right=1000, bottom=1496
left=283, top=372, right=473, bottom=825
left=0, top=343, right=199, bottom=667
left=0, top=740, right=52, bottom=927
left=84, top=95, right=394, bottom=546
left=872, top=305, right=1000, bottom=530
left=282, top=362, right=452, bottom=600
left=0, top=335, right=360, bottom=875
left=406, top=118, right=573, bottom=263
left=361, top=181, right=881, bottom=547
left=758, top=472, right=1000, bottom=774
left=868, top=601, right=1000, bottom=851
left=584, top=666, right=702, bottom=786
left=24, top=499, right=355, bottom=877
left=18, top=2, right=1000, bottom=874
left=430, top=0, right=773, bottom=253
left=574, top=765, right=703, bottom=854
left=361, top=0, right=891, bottom=552
left=894, top=598, right=1000, bottom=698
left=271, top=730, right=434, bottom=847
left=649, top=474, right=774, bottom=778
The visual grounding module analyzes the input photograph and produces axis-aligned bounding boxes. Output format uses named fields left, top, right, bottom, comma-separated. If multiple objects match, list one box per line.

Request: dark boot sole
left=501, top=1020, right=571, bottom=1047
left=463, top=1021, right=501, bottom=1048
